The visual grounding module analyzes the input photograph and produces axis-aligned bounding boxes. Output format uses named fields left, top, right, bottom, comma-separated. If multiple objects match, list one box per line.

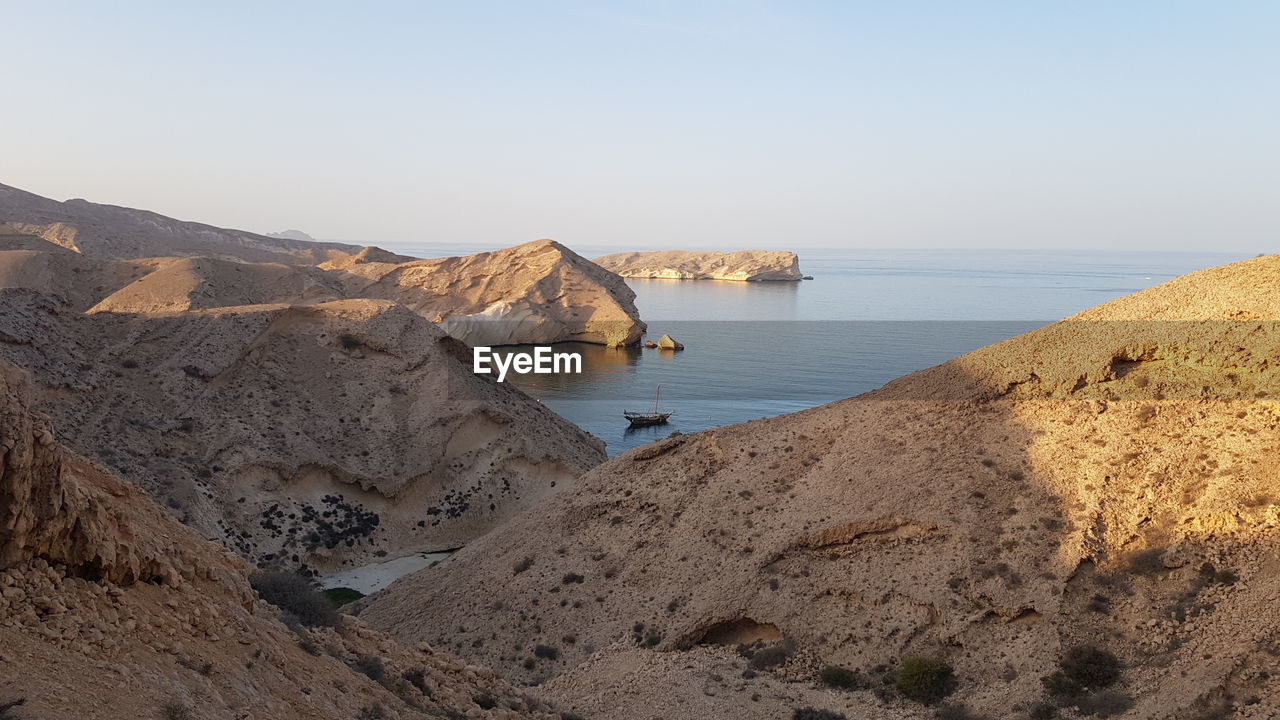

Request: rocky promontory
left=324, top=239, right=646, bottom=347
left=593, top=249, right=803, bottom=281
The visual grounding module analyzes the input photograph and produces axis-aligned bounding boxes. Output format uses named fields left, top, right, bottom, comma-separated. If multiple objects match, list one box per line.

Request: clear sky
left=3, top=1, right=1277, bottom=251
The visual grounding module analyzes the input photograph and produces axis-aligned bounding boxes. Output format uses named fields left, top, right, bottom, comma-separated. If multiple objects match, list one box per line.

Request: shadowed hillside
left=360, top=256, right=1280, bottom=720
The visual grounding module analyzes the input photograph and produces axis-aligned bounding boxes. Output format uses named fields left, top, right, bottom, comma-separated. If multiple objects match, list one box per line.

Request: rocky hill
left=87, top=256, right=343, bottom=314
left=0, top=360, right=569, bottom=720
left=0, top=287, right=605, bottom=575
left=325, top=239, right=646, bottom=346
left=593, top=249, right=803, bottom=281
left=0, top=182, right=378, bottom=264
left=359, top=255, right=1280, bottom=720
left=0, top=234, right=156, bottom=311
left=0, top=185, right=646, bottom=346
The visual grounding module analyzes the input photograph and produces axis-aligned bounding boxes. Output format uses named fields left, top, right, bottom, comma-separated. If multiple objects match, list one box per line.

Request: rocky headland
left=593, top=249, right=803, bottom=281
left=324, top=239, right=646, bottom=347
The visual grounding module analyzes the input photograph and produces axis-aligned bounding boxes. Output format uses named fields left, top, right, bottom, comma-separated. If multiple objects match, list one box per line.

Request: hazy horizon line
left=6, top=180, right=1267, bottom=258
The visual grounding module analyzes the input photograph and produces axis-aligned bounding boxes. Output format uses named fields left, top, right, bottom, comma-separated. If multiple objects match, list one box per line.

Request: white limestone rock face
left=593, top=250, right=803, bottom=281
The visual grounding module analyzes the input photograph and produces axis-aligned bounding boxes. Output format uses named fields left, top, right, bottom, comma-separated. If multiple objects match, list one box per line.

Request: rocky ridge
left=324, top=239, right=646, bottom=347
left=0, top=182, right=374, bottom=265
left=0, top=184, right=646, bottom=346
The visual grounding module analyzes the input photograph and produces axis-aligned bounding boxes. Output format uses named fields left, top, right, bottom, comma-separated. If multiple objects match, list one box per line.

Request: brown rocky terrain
left=0, top=361, right=571, bottom=720
left=0, top=182, right=376, bottom=264
left=360, top=255, right=1280, bottom=719
left=0, top=182, right=647, bottom=573
left=0, top=185, right=646, bottom=346
left=0, top=287, right=604, bottom=575
left=323, top=240, right=646, bottom=347
left=86, top=256, right=342, bottom=314
left=593, top=249, right=803, bottom=281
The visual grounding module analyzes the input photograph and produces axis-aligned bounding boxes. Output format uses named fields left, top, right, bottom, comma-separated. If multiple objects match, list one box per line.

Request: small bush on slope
left=353, top=654, right=386, bottom=683
left=249, top=570, right=339, bottom=628
left=894, top=656, right=957, bottom=704
left=1041, top=645, right=1121, bottom=698
left=818, top=665, right=866, bottom=690
left=159, top=701, right=192, bottom=720
left=323, top=586, right=364, bottom=607
left=793, top=710, right=846, bottom=720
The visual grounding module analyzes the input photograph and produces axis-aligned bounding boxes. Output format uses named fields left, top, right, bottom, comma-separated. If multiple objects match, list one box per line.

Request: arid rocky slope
left=324, top=239, right=646, bottom=346
left=0, top=182, right=375, bottom=264
left=593, top=249, right=803, bottom=281
left=0, top=361, right=569, bottom=720
left=0, top=185, right=638, bottom=576
left=0, top=184, right=646, bottom=346
left=361, top=255, right=1280, bottom=719
left=0, top=286, right=604, bottom=574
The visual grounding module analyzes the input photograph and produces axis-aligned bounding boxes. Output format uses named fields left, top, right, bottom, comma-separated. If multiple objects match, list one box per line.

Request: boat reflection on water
left=623, top=422, right=678, bottom=441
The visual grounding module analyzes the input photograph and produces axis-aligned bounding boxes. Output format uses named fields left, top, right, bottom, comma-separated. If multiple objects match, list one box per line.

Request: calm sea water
left=390, top=245, right=1249, bottom=455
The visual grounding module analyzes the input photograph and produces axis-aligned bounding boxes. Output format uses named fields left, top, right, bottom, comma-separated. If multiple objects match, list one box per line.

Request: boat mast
left=654, top=385, right=662, bottom=414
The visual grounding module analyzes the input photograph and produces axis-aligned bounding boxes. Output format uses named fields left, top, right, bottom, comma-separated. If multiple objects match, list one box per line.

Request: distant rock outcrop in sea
left=594, top=249, right=803, bottom=281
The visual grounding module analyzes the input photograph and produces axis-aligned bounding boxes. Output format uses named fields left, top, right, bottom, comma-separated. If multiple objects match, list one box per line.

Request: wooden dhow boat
left=624, top=385, right=673, bottom=427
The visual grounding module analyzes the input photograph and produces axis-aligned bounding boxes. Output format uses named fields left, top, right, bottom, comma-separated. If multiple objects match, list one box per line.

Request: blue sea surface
left=391, top=245, right=1249, bottom=455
